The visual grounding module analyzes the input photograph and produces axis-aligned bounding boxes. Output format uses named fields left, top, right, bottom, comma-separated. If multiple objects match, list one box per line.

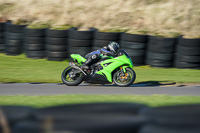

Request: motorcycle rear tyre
left=61, top=67, right=83, bottom=86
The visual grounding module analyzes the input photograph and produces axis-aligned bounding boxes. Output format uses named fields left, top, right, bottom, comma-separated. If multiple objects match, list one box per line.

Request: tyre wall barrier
left=0, top=22, right=6, bottom=53
left=46, top=29, right=69, bottom=61
left=139, top=104, right=200, bottom=133
left=7, top=102, right=149, bottom=133
left=145, top=36, right=177, bottom=68
left=5, top=23, right=26, bottom=55
left=0, top=105, right=36, bottom=133
left=68, top=28, right=97, bottom=62
left=93, top=31, right=120, bottom=51
left=120, top=33, right=148, bottom=66
left=25, top=28, right=46, bottom=59
left=1, top=23, right=200, bottom=69
left=174, top=36, right=200, bottom=69
left=1, top=103, right=200, bottom=133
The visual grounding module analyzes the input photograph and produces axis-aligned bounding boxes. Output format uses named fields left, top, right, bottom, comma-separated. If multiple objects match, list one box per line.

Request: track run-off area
left=0, top=82, right=200, bottom=96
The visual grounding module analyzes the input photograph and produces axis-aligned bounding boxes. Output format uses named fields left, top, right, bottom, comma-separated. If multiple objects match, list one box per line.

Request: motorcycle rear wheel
left=113, top=67, right=136, bottom=87
left=61, top=67, right=83, bottom=86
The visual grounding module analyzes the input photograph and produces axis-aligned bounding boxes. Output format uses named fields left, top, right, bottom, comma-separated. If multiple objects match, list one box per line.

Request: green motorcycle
left=61, top=50, right=136, bottom=87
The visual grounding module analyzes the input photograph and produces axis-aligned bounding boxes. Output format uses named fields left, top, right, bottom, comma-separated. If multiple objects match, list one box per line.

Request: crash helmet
left=108, top=42, right=120, bottom=53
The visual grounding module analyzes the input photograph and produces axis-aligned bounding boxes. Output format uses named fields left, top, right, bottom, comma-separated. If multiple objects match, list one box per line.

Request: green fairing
left=96, top=55, right=133, bottom=82
left=71, top=54, right=86, bottom=65
left=70, top=54, right=133, bottom=83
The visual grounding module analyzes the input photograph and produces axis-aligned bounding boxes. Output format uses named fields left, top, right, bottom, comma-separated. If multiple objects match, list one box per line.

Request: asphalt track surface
left=0, top=82, right=200, bottom=96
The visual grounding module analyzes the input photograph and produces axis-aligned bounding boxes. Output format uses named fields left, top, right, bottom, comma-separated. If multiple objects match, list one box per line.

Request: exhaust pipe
left=69, top=63, right=87, bottom=75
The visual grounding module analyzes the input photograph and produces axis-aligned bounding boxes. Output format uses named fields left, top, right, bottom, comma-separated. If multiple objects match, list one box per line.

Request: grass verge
left=0, top=53, right=200, bottom=83
left=0, top=95, right=200, bottom=108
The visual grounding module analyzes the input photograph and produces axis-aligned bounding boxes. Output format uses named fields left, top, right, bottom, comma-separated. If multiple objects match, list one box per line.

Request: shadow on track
left=1, top=81, right=177, bottom=87
left=80, top=81, right=177, bottom=87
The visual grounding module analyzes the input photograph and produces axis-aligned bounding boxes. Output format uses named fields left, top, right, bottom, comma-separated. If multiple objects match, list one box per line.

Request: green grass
left=0, top=53, right=67, bottom=83
left=1, top=53, right=200, bottom=107
left=0, top=95, right=200, bottom=108
left=134, top=66, right=200, bottom=83
left=0, top=53, right=200, bottom=83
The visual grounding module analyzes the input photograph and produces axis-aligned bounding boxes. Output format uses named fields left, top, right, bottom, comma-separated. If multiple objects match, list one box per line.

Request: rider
left=82, top=42, right=120, bottom=69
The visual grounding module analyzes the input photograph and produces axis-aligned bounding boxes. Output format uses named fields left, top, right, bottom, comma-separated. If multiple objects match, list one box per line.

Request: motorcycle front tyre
left=113, top=67, right=136, bottom=87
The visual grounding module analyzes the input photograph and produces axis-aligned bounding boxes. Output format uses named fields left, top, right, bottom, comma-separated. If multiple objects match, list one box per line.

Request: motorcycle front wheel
left=113, top=67, right=136, bottom=87
left=61, top=67, right=84, bottom=86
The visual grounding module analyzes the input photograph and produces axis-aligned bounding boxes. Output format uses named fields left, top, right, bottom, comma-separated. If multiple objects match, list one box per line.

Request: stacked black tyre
left=13, top=103, right=148, bottom=133
left=2, top=103, right=200, bottom=133
left=24, top=28, right=46, bottom=59
left=145, top=36, right=177, bottom=68
left=93, top=31, right=120, bottom=51
left=46, top=29, right=69, bottom=61
left=139, top=104, right=200, bottom=133
left=174, top=36, right=200, bottom=69
left=0, top=22, right=5, bottom=53
left=68, top=28, right=96, bottom=57
left=5, top=23, right=26, bottom=55
left=0, top=105, right=36, bottom=133
left=120, top=33, right=148, bottom=66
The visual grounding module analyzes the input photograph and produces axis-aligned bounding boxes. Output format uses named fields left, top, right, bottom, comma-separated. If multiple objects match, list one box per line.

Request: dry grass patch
left=0, top=0, right=199, bottom=37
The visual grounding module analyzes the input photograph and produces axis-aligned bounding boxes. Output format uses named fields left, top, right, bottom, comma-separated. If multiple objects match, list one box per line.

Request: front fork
left=118, top=66, right=130, bottom=81
left=120, top=66, right=128, bottom=76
